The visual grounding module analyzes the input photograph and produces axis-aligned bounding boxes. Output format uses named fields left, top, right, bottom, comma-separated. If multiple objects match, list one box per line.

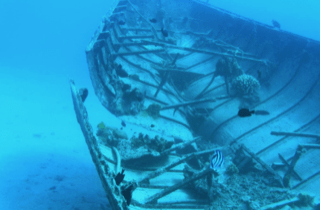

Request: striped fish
left=210, top=150, right=224, bottom=171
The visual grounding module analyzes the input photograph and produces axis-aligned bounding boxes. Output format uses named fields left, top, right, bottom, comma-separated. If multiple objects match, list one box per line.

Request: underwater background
left=0, top=0, right=319, bottom=209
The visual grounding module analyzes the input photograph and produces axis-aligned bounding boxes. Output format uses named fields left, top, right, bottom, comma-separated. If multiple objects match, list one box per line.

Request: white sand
left=0, top=66, right=114, bottom=209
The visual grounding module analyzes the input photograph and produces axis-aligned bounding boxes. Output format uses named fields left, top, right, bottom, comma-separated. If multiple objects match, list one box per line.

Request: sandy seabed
left=0, top=67, right=114, bottom=209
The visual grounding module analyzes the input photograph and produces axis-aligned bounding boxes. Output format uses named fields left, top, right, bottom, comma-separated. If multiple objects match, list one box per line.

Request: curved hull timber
left=71, top=0, right=320, bottom=209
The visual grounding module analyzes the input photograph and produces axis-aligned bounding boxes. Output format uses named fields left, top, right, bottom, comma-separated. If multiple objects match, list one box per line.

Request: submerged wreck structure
left=70, top=0, right=320, bottom=209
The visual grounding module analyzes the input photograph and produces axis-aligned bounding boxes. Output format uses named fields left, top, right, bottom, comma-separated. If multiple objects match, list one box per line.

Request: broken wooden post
left=154, top=70, right=169, bottom=97
left=160, top=137, right=201, bottom=156
left=278, top=153, right=302, bottom=181
left=283, top=146, right=303, bottom=188
left=241, top=144, right=284, bottom=187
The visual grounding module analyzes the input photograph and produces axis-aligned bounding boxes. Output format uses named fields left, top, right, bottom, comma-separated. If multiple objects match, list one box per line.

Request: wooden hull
left=70, top=0, right=320, bottom=209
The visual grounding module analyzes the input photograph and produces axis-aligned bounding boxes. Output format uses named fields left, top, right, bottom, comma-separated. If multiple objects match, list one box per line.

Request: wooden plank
left=271, top=131, right=320, bottom=139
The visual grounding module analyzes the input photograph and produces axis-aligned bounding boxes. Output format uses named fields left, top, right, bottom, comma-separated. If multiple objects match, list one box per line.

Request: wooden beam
left=160, top=137, right=201, bottom=156
left=271, top=131, right=320, bottom=139
left=299, top=144, right=320, bottom=149
left=283, top=146, right=303, bottom=188
left=145, top=168, right=213, bottom=204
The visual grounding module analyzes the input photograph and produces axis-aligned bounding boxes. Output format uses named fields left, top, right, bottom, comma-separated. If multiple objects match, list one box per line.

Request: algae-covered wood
left=70, top=0, right=320, bottom=209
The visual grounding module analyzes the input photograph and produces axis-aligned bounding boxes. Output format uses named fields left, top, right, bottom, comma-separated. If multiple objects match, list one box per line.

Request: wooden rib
left=153, top=66, right=205, bottom=77
left=211, top=55, right=306, bottom=139
left=161, top=97, right=216, bottom=110
left=159, top=114, right=191, bottom=130
left=141, top=40, right=267, bottom=64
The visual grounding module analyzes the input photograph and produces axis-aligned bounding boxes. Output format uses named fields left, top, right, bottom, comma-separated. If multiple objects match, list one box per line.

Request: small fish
left=121, top=120, right=126, bottom=127
left=238, top=108, right=255, bottom=117
left=210, top=150, right=224, bottom=171
left=115, top=169, right=125, bottom=185
left=272, top=20, right=280, bottom=29
left=149, top=18, right=157, bottom=23
left=151, top=124, right=155, bottom=128
left=238, top=108, right=270, bottom=117
left=161, top=27, right=168, bottom=37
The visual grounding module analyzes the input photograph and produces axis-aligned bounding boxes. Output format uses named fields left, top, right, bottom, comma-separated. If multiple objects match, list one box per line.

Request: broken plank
left=271, top=131, right=320, bottom=139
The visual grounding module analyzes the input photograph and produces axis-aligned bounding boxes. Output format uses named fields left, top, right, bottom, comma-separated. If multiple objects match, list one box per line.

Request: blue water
left=0, top=0, right=319, bottom=209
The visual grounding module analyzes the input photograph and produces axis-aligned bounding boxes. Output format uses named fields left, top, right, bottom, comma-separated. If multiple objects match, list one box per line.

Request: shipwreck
left=70, top=0, right=320, bottom=209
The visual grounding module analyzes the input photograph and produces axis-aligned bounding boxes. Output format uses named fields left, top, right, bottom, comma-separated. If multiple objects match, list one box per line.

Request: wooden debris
left=299, top=143, right=320, bottom=149
left=283, top=146, right=303, bottom=188
left=271, top=131, right=320, bottom=140
left=160, top=137, right=201, bottom=156
left=241, top=144, right=284, bottom=187
left=278, top=153, right=302, bottom=181
left=137, top=148, right=217, bottom=185
left=145, top=168, right=213, bottom=204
